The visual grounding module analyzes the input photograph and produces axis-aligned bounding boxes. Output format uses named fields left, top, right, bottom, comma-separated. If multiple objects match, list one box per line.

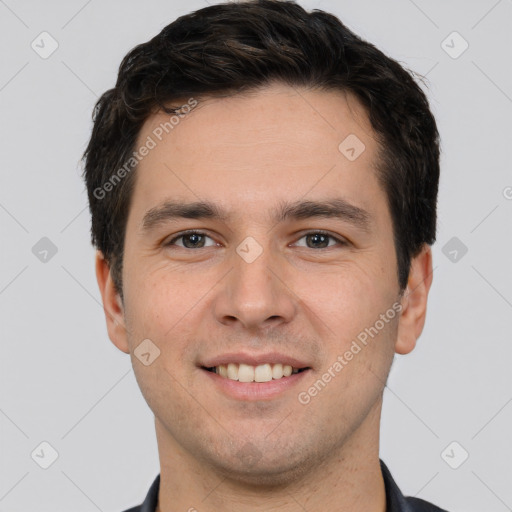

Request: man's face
left=105, top=84, right=407, bottom=483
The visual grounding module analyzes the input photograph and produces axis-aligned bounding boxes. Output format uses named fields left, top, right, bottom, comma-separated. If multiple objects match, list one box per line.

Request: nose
left=213, top=241, right=297, bottom=331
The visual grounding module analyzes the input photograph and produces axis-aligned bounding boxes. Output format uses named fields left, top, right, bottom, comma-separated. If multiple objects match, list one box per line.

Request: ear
left=395, top=244, right=434, bottom=355
left=95, top=250, right=130, bottom=354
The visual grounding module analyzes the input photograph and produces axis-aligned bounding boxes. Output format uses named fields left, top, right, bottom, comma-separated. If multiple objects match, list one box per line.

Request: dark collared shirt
left=122, top=459, right=448, bottom=512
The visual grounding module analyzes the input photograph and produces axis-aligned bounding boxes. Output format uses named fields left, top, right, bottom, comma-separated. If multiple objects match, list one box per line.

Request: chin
left=207, top=445, right=317, bottom=488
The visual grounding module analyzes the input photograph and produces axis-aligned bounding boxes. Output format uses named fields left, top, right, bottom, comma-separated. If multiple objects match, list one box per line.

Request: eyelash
left=164, top=229, right=348, bottom=249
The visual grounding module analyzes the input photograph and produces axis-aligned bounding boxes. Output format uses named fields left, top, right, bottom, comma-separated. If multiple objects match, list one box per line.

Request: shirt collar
left=140, top=460, right=412, bottom=512
left=380, top=459, right=413, bottom=511
left=139, top=473, right=159, bottom=512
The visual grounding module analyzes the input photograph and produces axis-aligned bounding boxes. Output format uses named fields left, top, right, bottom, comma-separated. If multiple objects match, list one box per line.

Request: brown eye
left=165, top=231, right=216, bottom=249
left=305, top=233, right=330, bottom=248
left=294, top=231, right=346, bottom=249
left=180, top=233, right=206, bottom=248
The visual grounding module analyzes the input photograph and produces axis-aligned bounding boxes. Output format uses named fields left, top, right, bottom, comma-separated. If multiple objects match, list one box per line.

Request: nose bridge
left=214, top=235, right=296, bottom=328
left=236, top=240, right=273, bottom=297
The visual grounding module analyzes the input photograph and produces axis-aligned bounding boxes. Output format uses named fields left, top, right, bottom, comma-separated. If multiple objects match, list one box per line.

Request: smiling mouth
left=202, top=363, right=310, bottom=383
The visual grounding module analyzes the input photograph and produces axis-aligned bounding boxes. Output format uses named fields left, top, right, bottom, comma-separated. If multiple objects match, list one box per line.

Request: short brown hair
left=83, top=0, right=440, bottom=301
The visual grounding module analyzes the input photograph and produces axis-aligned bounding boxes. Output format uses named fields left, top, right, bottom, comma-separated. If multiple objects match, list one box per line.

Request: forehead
left=139, top=84, right=374, bottom=157
left=128, top=84, right=384, bottom=227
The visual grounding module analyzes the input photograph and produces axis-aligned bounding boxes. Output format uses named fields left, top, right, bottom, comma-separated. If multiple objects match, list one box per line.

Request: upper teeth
left=214, top=363, right=300, bottom=382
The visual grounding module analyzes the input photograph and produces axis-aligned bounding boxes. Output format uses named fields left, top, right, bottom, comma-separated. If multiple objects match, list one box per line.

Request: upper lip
left=201, top=352, right=311, bottom=369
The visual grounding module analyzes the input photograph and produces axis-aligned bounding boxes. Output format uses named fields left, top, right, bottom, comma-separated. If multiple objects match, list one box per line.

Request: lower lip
left=201, top=368, right=311, bottom=401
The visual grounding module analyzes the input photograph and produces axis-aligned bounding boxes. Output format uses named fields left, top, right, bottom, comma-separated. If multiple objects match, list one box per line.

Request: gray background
left=1, top=0, right=511, bottom=510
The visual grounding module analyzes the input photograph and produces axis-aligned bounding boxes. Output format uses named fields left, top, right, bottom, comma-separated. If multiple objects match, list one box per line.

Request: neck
left=154, top=402, right=387, bottom=512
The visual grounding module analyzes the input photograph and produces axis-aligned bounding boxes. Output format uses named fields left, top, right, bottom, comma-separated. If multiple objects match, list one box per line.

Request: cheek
left=123, top=268, right=208, bottom=412
left=296, top=256, right=397, bottom=343
left=125, top=258, right=206, bottom=330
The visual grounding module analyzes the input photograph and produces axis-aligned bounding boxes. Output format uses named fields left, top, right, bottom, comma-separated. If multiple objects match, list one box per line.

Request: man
left=83, top=1, right=447, bottom=510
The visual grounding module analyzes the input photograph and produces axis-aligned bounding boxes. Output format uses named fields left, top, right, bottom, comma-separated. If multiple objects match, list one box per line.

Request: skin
left=96, top=83, right=433, bottom=511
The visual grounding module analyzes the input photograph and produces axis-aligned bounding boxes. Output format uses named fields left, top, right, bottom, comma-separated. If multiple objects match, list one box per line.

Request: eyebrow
left=141, top=198, right=373, bottom=234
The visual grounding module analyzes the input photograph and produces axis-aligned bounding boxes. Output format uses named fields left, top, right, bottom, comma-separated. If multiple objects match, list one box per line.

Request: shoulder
left=119, top=473, right=160, bottom=512
left=405, top=496, right=449, bottom=511
left=380, top=459, right=449, bottom=512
